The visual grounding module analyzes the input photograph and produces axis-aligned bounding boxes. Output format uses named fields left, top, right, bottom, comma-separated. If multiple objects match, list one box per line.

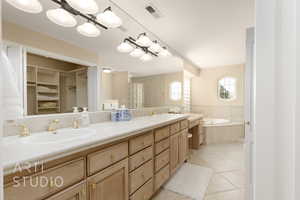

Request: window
left=183, top=79, right=191, bottom=112
left=169, top=81, right=182, bottom=101
left=218, top=77, right=237, bottom=101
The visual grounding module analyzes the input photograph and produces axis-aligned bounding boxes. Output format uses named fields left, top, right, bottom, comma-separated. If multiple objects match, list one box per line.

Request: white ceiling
left=110, top=0, right=254, bottom=68
left=2, top=0, right=254, bottom=75
left=2, top=0, right=183, bottom=77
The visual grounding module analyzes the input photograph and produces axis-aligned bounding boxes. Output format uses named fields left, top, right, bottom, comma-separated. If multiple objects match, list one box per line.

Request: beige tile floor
left=152, top=143, right=245, bottom=200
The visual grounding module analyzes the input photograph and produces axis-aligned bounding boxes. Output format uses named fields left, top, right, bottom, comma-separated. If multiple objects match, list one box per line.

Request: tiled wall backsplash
left=191, top=105, right=244, bottom=122
left=4, top=107, right=171, bottom=137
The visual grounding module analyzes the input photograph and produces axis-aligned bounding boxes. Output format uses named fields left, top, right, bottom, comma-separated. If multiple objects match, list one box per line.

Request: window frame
left=169, top=81, right=182, bottom=101
left=217, top=76, right=237, bottom=101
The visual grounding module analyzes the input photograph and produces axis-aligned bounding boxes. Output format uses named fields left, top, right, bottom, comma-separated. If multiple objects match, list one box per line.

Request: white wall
left=255, top=0, right=297, bottom=200
left=0, top=1, right=3, bottom=199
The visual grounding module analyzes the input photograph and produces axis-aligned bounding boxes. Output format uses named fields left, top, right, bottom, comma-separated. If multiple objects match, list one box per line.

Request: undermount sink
left=20, top=128, right=96, bottom=144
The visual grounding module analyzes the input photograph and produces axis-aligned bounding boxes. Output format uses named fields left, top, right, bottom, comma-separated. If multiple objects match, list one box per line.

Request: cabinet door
left=179, top=130, right=188, bottom=164
left=170, top=133, right=180, bottom=174
left=88, top=159, right=129, bottom=200
left=46, top=182, right=86, bottom=200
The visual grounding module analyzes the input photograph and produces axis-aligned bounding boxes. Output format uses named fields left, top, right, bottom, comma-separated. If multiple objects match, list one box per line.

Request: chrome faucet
left=48, top=119, right=60, bottom=134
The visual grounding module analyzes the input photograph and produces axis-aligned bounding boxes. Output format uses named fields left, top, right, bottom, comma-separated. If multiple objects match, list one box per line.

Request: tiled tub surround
left=3, top=107, right=171, bottom=137
left=203, top=122, right=245, bottom=144
left=191, top=105, right=244, bottom=123
left=3, top=114, right=189, bottom=200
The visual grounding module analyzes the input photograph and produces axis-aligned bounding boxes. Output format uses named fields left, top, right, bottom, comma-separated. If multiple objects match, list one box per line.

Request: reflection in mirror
left=26, top=53, right=88, bottom=115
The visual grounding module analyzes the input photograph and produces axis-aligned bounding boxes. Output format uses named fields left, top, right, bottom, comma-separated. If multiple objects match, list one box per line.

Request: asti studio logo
left=12, top=160, right=64, bottom=188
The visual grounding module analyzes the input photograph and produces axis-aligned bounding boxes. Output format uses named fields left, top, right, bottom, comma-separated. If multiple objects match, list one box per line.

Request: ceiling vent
left=145, top=3, right=163, bottom=19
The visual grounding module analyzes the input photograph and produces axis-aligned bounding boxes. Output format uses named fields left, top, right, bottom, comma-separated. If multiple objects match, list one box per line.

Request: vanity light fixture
left=66, top=0, right=99, bottom=14
left=117, top=41, right=134, bottom=53
left=46, top=8, right=77, bottom=27
left=77, top=22, right=100, bottom=37
left=6, top=0, right=43, bottom=13
left=149, top=40, right=162, bottom=53
left=130, top=48, right=145, bottom=58
left=136, top=33, right=153, bottom=47
left=8, top=0, right=124, bottom=38
left=140, top=54, right=153, bottom=62
left=117, top=34, right=172, bottom=61
left=97, top=7, right=122, bottom=28
left=159, top=47, right=172, bottom=57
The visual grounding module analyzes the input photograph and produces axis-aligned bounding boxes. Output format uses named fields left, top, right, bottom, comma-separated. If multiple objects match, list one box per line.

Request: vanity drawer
left=87, top=142, right=128, bottom=176
left=155, top=149, right=170, bottom=172
left=45, top=181, right=86, bottom=200
left=129, top=146, right=153, bottom=172
left=130, top=178, right=153, bottom=200
left=155, top=138, right=170, bottom=155
left=129, top=160, right=153, bottom=194
left=154, top=164, right=170, bottom=191
left=170, top=122, right=180, bottom=135
left=4, top=158, right=85, bottom=200
left=154, top=126, right=170, bottom=142
left=130, top=132, right=153, bottom=155
left=180, top=120, right=189, bottom=130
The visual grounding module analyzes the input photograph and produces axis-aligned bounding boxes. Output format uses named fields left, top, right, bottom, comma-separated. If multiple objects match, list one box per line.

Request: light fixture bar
left=126, top=37, right=158, bottom=57
left=50, top=0, right=108, bottom=30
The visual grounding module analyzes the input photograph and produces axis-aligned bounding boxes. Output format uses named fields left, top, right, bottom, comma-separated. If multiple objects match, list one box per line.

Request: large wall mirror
left=2, top=0, right=185, bottom=116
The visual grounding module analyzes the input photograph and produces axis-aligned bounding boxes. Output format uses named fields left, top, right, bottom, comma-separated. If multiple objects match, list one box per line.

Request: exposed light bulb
left=46, top=8, right=77, bottom=27
left=136, top=33, right=152, bottom=47
left=66, top=0, right=99, bottom=14
left=97, top=7, right=122, bottom=28
left=130, top=48, right=145, bottom=58
left=117, top=42, right=134, bottom=53
left=6, top=0, right=43, bottom=13
left=149, top=41, right=162, bottom=53
left=140, top=54, right=153, bottom=62
left=77, top=22, right=100, bottom=37
left=159, top=47, right=171, bottom=57
left=103, top=68, right=112, bottom=73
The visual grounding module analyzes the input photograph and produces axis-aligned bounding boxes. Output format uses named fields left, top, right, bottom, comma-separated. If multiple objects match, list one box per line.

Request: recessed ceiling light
left=77, top=22, right=100, bottom=37
left=97, top=7, right=122, bottom=28
left=46, top=8, right=77, bottom=27
left=140, top=54, right=153, bottom=62
left=117, top=41, right=134, bottom=53
left=66, top=0, right=99, bottom=14
left=130, top=48, right=145, bottom=58
left=136, top=33, right=152, bottom=47
left=6, top=0, right=43, bottom=13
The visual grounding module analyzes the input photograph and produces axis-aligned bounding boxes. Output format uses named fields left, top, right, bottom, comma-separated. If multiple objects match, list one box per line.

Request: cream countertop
left=186, top=113, right=204, bottom=122
left=2, top=113, right=188, bottom=175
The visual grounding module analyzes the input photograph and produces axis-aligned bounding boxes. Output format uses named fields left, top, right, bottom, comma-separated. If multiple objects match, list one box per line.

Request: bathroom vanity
left=3, top=114, right=189, bottom=200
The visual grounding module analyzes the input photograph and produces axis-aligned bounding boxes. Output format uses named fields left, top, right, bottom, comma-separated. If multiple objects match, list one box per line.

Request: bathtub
left=202, top=118, right=245, bottom=144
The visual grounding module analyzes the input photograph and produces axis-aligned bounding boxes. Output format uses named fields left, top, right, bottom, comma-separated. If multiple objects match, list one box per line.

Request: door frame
left=244, top=27, right=255, bottom=200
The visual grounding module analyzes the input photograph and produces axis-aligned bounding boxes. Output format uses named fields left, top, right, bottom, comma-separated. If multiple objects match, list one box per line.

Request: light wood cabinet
left=88, top=159, right=129, bottom=200
left=170, top=129, right=188, bottom=174
left=179, top=129, right=188, bottom=164
left=5, top=118, right=189, bottom=200
left=4, top=158, right=85, bottom=200
left=87, top=142, right=128, bottom=176
left=170, top=133, right=180, bottom=174
left=46, top=182, right=86, bottom=200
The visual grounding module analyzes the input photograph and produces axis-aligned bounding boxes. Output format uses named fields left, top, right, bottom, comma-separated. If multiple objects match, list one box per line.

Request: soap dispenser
left=81, top=107, right=90, bottom=127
